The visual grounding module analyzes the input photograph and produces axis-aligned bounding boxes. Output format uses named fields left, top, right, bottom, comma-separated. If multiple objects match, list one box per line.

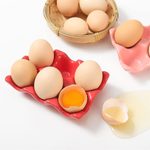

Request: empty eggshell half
left=79, top=0, right=108, bottom=15
left=58, top=84, right=87, bottom=113
left=114, top=20, right=144, bottom=48
left=62, top=17, right=89, bottom=35
left=87, top=10, right=109, bottom=32
left=29, top=39, right=54, bottom=68
left=75, top=60, right=103, bottom=91
left=57, top=0, right=79, bottom=17
left=34, top=67, right=63, bottom=100
left=102, top=98, right=128, bottom=126
left=11, top=59, right=37, bottom=87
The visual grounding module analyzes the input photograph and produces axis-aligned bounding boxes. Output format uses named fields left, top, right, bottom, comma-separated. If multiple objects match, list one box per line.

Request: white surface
left=0, top=0, right=150, bottom=150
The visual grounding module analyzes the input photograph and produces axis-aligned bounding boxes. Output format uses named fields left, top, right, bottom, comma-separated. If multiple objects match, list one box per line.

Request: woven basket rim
left=43, top=0, right=119, bottom=38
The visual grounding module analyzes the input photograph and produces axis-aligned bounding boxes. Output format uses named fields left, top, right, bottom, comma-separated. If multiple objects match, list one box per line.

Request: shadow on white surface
left=22, top=84, right=123, bottom=133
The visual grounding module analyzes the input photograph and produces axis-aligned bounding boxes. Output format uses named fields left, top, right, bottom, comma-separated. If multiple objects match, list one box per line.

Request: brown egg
left=87, top=10, right=109, bottom=32
left=29, top=39, right=54, bottom=68
left=34, top=67, right=63, bottom=100
left=57, top=0, right=79, bottom=17
left=74, top=60, right=103, bottom=91
left=114, top=20, right=144, bottom=48
left=79, top=0, right=108, bottom=15
left=58, top=85, right=87, bottom=113
left=11, top=59, right=37, bottom=87
left=62, top=17, right=89, bottom=35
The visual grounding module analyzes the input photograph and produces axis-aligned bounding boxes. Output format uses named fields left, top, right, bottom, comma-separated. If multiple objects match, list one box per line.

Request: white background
left=0, top=0, right=150, bottom=150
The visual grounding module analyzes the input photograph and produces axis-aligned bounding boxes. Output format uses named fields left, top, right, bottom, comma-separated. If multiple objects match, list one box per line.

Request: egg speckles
left=75, top=60, right=103, bottom=91
left=58, top=85, right=87, bottom=113
left=29, top=39, right=54, bottom=68
left=34, top=67, right=63, bottom=100
left=11, top=59, right=37, bottom=87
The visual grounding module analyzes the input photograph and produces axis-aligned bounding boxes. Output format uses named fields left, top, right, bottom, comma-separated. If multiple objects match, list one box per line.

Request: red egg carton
left=110, top=26, right=150, bottom=73
left=5, top=50, right=109, bottom=119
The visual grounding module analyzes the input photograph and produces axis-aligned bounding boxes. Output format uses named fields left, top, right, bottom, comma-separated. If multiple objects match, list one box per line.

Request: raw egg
left=114, top=20, right=144, bottom=48
left=87, top=10, right=109, bottom=32
left=29, top=39, right=54, bottom=68
left=102, top=98, right=128, bottom=126
left=34, top=67, right=63, bottom=100
left=62, top=17, right=89, bottom=35
left=79, top=0, right=108, bottom=15
left=57, top=0, right=79, bottom=17
left=11, top=59, right=37, bottom=87
left=75, top=60, right=103, bottom=91
left=111, top=91, right=150, bottom=138
left=58, top=85, right=87, bottom=113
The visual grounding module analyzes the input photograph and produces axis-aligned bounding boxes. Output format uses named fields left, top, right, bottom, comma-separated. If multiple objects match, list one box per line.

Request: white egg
left=34, top=67, right=63, bottom=100
left=74, top=60, right=103, bottom=91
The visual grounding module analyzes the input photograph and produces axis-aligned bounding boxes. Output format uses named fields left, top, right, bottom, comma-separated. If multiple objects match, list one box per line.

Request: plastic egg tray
left=110, top=26, right=150, bottom=73
left=5, top=50, right=109, bottom=119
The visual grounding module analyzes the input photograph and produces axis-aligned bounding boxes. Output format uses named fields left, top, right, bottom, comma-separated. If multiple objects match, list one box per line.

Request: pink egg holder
left=110, top=26, right=150, bottom=73
left=5, top=50, right=109, bottom=119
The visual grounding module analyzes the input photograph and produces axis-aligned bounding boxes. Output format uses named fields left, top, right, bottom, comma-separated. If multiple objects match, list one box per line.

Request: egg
left=102, top=98, right=128, bottom=126
left=74, top=60, right=103, bottom=91
left=114, top=20, right=144, bottom=48
left=11, top=59, right=37, bottom=87
left=62, top=17, right=89, bottom=35
left=57, top=0, right=79, bottom=17
left=58, top=85, right=87, bottom=113
left=79, top=0, right=108, bottom=15
left=87, top=10, right=109, bottom=32
left=34, top=67, right=63, bottom=100
left=29, top=39, right=54, bottom=68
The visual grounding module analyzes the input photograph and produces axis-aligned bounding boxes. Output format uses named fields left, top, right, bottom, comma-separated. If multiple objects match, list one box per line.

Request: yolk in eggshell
left=61, top=89, right=85, bottom=108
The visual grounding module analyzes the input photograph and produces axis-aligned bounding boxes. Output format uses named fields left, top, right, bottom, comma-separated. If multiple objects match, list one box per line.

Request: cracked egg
left=58, top=85, right=87, bottom=113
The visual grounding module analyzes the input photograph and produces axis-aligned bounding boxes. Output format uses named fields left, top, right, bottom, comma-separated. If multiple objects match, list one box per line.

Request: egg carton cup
left=5, top=50, right=109, bottom=119
left=43, top=0, right=119, bottom=43
left=110, top=26, right=150, bottom=73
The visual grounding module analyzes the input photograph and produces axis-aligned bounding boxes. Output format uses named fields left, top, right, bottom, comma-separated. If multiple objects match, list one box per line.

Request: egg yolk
left=61, top=89, right=85, bottom=108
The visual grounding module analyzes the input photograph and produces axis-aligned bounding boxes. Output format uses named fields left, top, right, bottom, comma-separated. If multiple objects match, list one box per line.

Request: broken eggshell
left=5, top=50, right=109, bottom=119
left=109, top=26, right=150, bottom=73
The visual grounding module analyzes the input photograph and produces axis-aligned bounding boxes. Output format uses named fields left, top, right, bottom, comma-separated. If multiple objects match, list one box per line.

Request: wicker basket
left=43, top=0, right=119, bottom=43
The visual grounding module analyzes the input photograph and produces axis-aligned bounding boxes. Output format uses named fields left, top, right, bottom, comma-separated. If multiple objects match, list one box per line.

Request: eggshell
left=57, top=0, right=79, bottom=17
left=11, top=59, right=37, bottom=87
left=5, top=50, right=109, bottom=119
left=29, top=39, right=54, bottom=68
left=34, top=67, right=63, bottom=100
left=114, top=20, right=144, bottom=48
left=75, top=60, right=103, bottom=91
left=58, top=85, right=87, bottom=113
left=62, top=17, right=89, bottom=35
left=102, top=98, right=128, bottom=125
left=79, top=0, right=108, bottom=15
left=110, top=26, right=150, bottom=73
left=87, top=10, right=109, bottom=32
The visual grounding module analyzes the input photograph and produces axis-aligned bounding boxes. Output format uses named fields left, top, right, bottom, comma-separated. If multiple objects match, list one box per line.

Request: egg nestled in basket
left=44, top=0, right=118, bottom=43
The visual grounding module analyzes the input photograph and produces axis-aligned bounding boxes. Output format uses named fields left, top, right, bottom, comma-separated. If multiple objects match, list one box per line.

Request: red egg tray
left=5, top=50, right=109, bottom=119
